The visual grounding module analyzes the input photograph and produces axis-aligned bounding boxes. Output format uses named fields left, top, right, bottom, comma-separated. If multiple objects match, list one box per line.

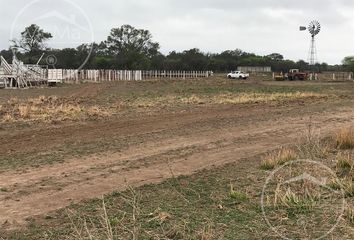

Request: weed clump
left=261, top=147, right=298, bottom=170
left=336, top=152, right=354, bottom=173
left=336, top=127, right=354, bottom=150
left=229, top=184, right=249, bottom=202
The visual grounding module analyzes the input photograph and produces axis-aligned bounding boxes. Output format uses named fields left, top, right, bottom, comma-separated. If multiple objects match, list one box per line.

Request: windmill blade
left=308, top=20, right=321, bottom=36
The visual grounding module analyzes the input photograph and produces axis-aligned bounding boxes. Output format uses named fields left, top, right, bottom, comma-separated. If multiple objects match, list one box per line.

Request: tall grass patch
left=261, top=147, right=298, bottom=170
left=336, top=126, right=354, bottom=150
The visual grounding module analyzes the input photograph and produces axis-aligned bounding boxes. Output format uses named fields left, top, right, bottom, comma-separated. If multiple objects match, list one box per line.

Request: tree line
left=1, top=24, right=353, bottom=73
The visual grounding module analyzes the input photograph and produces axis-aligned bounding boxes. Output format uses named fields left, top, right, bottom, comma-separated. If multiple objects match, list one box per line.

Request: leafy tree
left=212, top=49, right=245, bottom=71
left=91, top=56, right=114, bottom=69
left=12, top=24, right=52, bottom=54
left=296, top=60, right=310, bottom=71
left=150, top=53, right=166, bottom=69
left=180, top=48, right=209, bottom=70
left=76, top=43, right=96, bottom=69
left=105, top=25, right=160, bottom=69
left=342, top=56, right=354, bottom=72
left=0, top=49, right=13, bottom=62
left=11, top=24, right=52, bottom=63
left=266, top=53, right=284, bottom=61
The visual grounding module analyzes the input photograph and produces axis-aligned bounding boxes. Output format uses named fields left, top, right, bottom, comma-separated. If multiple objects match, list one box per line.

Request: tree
left=54, top=48, right=78, bottom=69
left=105, top=25, right=160, bottom=69
left=12, top=24, right=52, bottom=54
left=342, top=56, right=354, bottom=72
left=76, top=43, right=96, bottom=68
left=180, top=48, right=209, bottom=70
left=11, top=24, right=52, bottom=63
left=296, top=60, right=309, bottom=71
left=215, top=49, right=246, bottom=71
left=267, top=53, right=284, bottom=61
left=0, top=49, right=13, bottom=62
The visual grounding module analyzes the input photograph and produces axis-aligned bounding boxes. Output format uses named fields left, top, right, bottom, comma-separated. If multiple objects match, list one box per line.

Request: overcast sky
left=1, top=0, right=354, bottom=64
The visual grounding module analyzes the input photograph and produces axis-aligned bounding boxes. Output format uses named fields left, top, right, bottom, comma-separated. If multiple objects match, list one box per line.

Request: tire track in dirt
left=0, top=105, right=353, bottom=227
left=0, top=105, right=256, bottom=155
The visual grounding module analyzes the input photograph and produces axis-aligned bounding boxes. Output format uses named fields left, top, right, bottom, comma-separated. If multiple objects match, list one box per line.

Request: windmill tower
left=300, top=20, right=321, bottom=67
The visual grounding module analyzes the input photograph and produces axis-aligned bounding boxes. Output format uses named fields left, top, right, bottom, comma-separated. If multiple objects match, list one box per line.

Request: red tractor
left=286, top=69, right=308, bottom=81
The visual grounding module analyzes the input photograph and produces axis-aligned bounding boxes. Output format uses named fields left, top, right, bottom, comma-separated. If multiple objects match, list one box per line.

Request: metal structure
left=300, top=20, right=321, bottom=66
left=0, top=54, right=47, bottom=89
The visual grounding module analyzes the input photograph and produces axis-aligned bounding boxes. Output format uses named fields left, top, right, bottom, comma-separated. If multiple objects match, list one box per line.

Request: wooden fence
left=318, top=72, right=353, bottom=81
left=58, top=70, right=213, bottom=83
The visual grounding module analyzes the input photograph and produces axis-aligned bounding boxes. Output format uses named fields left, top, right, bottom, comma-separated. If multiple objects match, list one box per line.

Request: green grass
left=3, top=144, right=354, bottom=239
left=4, top=153, right=352, bottom=239
left=2, top=158, right=270, bottom=240
left=95, top=78, right=352, bottom=106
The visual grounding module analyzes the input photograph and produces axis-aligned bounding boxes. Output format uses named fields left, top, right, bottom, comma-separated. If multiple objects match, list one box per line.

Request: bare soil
left=0, top=79, right=353, bottom=230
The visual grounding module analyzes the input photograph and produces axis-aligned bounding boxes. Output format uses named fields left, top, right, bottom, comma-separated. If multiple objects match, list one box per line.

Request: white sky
left=1, top=0, right=354, bottom=64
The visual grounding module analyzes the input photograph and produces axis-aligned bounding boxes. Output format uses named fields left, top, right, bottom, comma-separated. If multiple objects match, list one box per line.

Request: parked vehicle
left=286, top=69, right=308, bottom=81
left=227, top=71, right=250, bottom=80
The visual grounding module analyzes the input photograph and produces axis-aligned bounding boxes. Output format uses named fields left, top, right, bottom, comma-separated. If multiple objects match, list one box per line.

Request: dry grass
left=196, top=221, right=216, bottom=240
left=0, top=96, right=112, bottom=123
left=336, top=152, right=354, bottom=173
left=0, top=91, right=330, bottom=123
left=341, top=178, right=354, bottom=197
left=130, top=92, right=329, bottom=108
left=211, top=92, right=327, bottom=104
left=336, top=126, right=354, bottom=150
left=67, top=199, right=116, bottom=240
left=274, top=187, right=320, bottom=210
left=333, top=151, right=354, bottom=198
left=345, top=206, right=354, bottom=225
left=69, top=187, right=141, bottom=240
left=260, top=147, right=298, bottom=170
left=296, top=123, right=332, bottom=160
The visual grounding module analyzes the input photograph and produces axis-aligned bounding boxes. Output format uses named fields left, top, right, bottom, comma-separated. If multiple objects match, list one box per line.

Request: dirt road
left=0, top=101, right=353, bottom=227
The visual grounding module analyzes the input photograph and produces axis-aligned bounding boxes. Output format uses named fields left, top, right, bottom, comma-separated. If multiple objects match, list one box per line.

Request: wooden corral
left=48, top=69, right=214, bottom=83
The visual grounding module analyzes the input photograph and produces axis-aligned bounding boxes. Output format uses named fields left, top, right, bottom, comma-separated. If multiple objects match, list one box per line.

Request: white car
left=227, top=71, right=250, bottom=80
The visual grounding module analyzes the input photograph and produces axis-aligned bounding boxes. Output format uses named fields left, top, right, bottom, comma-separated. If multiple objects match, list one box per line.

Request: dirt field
left=0, top=77, right=354, bottom=239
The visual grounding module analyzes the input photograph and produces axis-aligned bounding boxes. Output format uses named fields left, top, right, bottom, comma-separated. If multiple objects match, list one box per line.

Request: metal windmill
left=300, top=20, right=321, bottom=66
